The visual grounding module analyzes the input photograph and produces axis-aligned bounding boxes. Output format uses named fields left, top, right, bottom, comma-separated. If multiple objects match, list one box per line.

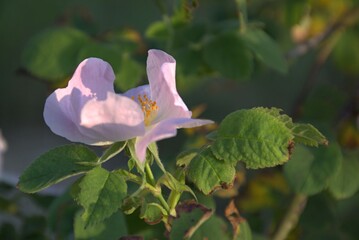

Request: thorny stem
left=145, top=162, right=171, bottom=213
left=272, top=194, right=307, bottom=240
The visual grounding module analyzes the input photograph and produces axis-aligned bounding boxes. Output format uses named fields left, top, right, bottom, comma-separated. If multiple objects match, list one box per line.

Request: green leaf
left=206, top=131, right=218, bottom=141
left=237, top=221, right=252, bottom=240
left=284, top=145, right=342, bottom=195
left=74, top=210, right=127, bottom=240
left=103, top=29, right=140, bottom=53
left=21, top=27, right=89, bottom=82
left=328, top=151, right=359, bottom=199
left=77, top=41, right=122, bottom=72
left=224, top=200, right=252, bottom=240
left=174, top=47, right=204, bottom=76
left=242, top=28, right=288, bottom=74
left=212, top=108, right=294, bottom=169
left=147, top=142, right=160, bottom=161
left=77, top=167, right=127, bottom=227
left=127, top=157, right=136, bottom=171
left=158, top=172, right=196, bottom=199
left=121, top=196, right=143, bottom=215
left=140, top=202, right=167, bottom=225
left=98, top=141, right=127, bottom=163
left=191, top=215, right=231, bottom=240
left=48, top=190, right=79, bottom=239
left=176, top=149, right=199, bottom=167
left=291, top=123, right=328, bottom=147
left=18, top=145, right=98, bottom=193
left=256, top=107, right=292, bottom=127
left=78, top=41, right=144, bottom=92
left=203, top=32, right=253, bottom=80
left=145, top=21, right=170, bottom=41
left=114, top=169, right=141, bottom=183
left=147, top=142, right=166, bottom=173
left=333, top=29, right=359, bottom=75
left=127, top=139, right=145, bottom=171
left=169, top=201, right=213, bottom=240
left=114, top=54, right=144, bottom=92
left=187, top=147, right=236, bottom=195
left=257, top=107, right=328, bottom=147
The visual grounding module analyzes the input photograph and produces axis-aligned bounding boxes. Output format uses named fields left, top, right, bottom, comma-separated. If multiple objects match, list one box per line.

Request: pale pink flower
left=44, top=49, right=213, bottom=162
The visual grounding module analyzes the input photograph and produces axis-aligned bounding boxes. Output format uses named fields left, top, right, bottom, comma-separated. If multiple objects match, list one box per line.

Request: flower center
left=132, top=94, right=158, bottom=126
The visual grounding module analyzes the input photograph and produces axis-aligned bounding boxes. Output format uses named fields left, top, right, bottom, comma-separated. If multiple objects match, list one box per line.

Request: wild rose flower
left=44, top=49, right=213, bottom=162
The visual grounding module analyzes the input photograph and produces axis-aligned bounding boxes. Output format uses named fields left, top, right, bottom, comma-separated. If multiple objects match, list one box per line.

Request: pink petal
left=80, top=92, right=146, bottom=144
left=135, top=118, right=214, bottom=162
left=44, top=89, right=89, bottom=143
left=146, top=50, right=191, bottom=120
left=68, top=58, right=115, bottom=100
left=44, top=58, right=118, bottom=144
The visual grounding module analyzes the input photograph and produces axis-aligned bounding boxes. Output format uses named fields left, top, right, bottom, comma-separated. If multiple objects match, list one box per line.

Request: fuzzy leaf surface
left=259, top=107, right=327, bottom=147
left=212, top=108, right=293, bottom=169
left=291, top=123, right=328, bottom=147
left=187, top=147, right=235, bottom=195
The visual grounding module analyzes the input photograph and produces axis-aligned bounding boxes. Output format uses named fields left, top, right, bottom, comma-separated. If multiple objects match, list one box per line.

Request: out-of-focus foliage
left=1, top=0, right=359, bottom=239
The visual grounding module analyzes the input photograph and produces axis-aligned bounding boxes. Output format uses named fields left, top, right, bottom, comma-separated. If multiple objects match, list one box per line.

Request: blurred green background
left=1, top=0, right=359, bottom=239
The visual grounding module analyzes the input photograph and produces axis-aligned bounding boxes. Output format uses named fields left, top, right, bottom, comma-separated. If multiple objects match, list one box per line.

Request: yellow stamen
left=135, top=94, right=158, bottom=126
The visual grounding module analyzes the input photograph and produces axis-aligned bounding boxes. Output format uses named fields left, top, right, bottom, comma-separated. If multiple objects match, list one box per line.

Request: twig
left=277, top=7, right=359, bottom=240
left=290, top=6, right=359, bottom=119
left=290, top=33, right=337, bottom=119
left=286, top=7, right=359, bottom=60
left=272, top=194, right=307, bottom=240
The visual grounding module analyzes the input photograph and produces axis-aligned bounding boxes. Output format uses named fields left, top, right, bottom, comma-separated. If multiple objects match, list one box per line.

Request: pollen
left=136, top=94, right=158, bottom=126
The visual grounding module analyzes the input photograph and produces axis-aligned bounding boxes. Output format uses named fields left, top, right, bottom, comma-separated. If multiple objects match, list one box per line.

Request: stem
left=236, top=0, right=248, bottom=32
left=167, top=190, right=181, bottom=216
left=145, top=163, right=156, bottom=186
left=272, top=194, right=307, bottom=240
left=145, top=162, right=171, bottom=213
left=291, top=32, right=338, bottom=119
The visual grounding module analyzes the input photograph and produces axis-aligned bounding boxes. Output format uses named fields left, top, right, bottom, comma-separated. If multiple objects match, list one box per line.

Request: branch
left=277, top=8, right=359, bottom=240
left=290, top=6, right=359, bottom=119
left=286, top=7, right=359, bottom=60
left=272, top=194, right=307, bottom=240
